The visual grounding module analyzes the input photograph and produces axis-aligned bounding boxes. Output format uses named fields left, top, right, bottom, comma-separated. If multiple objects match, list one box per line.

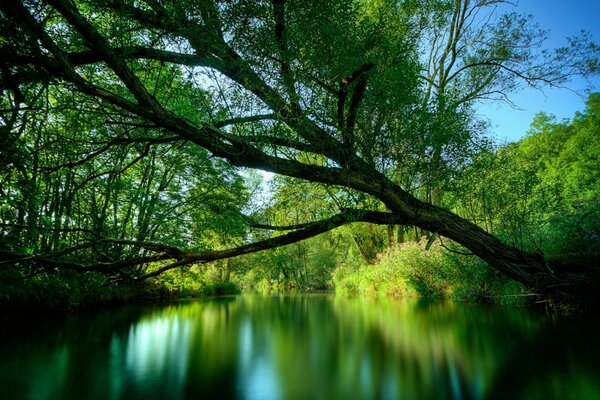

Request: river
left=1, top=294, right=599, bottom=399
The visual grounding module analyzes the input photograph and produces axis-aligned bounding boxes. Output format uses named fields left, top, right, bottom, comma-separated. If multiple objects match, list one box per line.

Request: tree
left=1, top=0, right=599, bottom=304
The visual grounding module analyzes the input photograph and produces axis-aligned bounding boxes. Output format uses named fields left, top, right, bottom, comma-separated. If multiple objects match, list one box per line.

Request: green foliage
left=333, top=242, right=528, bottom=304
left=198, top=280, right=241, bottom=297
left=1, top=0, right=599, bottom=308
left=148, top=264, right=241, bottom=298
left=237, top=232, right=340, bottom=291
left=0, top=271, right=169, bottom=313
left=0, top=79, right=251, bottom=287
left=541, top=198, right=600, bottom=269
left=448, top=93, right=600, bottom=273
left=0, top=263, right=242, bottom=312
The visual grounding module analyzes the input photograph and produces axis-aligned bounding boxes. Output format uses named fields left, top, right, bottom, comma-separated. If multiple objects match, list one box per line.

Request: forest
left=1, top=0, right=600, bottom=311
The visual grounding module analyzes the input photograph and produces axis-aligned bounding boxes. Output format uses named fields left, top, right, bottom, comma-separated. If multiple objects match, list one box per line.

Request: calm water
left=1, top=294, right=599, bottom=399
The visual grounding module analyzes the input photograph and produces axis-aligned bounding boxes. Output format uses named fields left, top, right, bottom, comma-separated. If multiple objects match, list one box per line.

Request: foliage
left=449, top=94, right=600, bottom=272
left=0, top=271, right=168, bottom=313
left=1, top=0, right=599, bottom=307
left=237, top=232, right=340, bottom=290
left=333, top=241, right=528, bottom=305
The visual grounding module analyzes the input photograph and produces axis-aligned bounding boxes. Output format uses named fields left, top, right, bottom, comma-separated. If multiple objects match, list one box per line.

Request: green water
left=1, top=294, right=599, bottom=399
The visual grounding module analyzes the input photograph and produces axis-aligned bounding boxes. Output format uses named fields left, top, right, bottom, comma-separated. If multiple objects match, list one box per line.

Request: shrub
left=198, top=279, right=240, bottom=296
left=332, top=240, right=529, bottom=304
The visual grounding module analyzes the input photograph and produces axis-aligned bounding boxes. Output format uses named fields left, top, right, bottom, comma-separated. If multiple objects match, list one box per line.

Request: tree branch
left=40, top=135, right=181, bottom=172
left=439, top=236, right=474, bottom=256
left=46, top=0, right=163, bottom=112
left=345, top=75, right=368, bottom=147
left=272, top=0, right=298, bottom=103
left=214, top=113, right=277, bottom=128
left=2, top=209, right=408, bottom=281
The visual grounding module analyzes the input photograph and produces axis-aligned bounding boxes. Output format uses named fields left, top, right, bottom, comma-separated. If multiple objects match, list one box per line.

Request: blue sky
left=476, top=1, right=600, bottom=143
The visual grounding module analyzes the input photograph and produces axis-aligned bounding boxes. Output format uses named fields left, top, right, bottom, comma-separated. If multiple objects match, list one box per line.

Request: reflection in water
left=238, top=318, right=280, bottom=399
left=116, top=311, right=191, bottom=398
left=1, top=294, right=599, bottom=399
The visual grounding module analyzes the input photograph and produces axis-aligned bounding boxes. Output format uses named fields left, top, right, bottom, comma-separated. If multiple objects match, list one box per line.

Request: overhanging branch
left=2, top=209, right=407, bottom=282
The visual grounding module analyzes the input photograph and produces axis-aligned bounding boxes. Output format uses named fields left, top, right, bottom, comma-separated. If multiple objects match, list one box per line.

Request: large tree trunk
left=374, top=180, right=595, bottom=305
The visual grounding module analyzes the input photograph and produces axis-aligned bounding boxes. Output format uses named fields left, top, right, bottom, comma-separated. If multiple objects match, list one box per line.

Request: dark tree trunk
left=396, top=225, right=405, bottom=244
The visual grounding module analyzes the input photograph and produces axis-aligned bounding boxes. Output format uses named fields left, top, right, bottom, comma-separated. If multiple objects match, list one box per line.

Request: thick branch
left=272, top=0, right=298, bottom=102
left=344, top=75, right=368, bottom=147
left=136, top=209, right=409, bottom=280
left=46, top=0, right=163, bottom=112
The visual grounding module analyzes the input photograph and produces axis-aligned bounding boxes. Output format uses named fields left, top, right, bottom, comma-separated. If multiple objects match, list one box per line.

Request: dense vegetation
left=252, top=96, right=600, bottom=304
left=1, top=0, right=599, bottom=311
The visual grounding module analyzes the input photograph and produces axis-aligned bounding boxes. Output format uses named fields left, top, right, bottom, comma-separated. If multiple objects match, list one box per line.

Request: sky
left=476, top=1, right=600, bottom=143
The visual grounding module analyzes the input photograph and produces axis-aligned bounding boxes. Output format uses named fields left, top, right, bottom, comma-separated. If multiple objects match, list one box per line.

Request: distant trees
left=447, top=93, right=600, bottom=269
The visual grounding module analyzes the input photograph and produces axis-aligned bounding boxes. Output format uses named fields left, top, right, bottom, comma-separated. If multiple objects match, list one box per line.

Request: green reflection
left=0, top=295, right=599, bottom=399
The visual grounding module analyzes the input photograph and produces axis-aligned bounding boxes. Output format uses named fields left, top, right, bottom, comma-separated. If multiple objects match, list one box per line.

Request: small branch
left=100, top=238, right=186, bottom=259
left=439, top=236, right=474, bottom=256
left=214, top=113, right=276, bottom=128
left=105, top=120, right=159, bottom=129
left=336, top=82, right=347, bottom=130
left=39, top=135, right=180, bottom=172
left=344, top=63, right=376, bottom=85
left=0, top=223, right=100, bottom=237
left=242, top=135, right=314, bottom=153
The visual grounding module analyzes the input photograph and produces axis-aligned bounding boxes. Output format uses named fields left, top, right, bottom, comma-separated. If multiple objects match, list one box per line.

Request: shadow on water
left=0, top=294, right=599, bottom=399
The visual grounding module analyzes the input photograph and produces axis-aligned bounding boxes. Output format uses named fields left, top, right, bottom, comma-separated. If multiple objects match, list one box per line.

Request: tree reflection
left=0, top=295, right=599, bottom=399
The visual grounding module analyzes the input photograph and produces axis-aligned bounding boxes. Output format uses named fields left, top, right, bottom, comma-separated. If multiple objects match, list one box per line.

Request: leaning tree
left=1, top=0, right=599, bottom=304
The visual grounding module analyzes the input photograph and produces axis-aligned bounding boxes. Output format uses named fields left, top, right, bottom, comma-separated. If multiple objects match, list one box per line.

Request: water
left=1, top=294, right=599, bottom=399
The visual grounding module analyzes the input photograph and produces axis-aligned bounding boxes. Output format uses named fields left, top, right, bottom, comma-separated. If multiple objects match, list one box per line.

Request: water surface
left=1, top=294, right=599, bottom=399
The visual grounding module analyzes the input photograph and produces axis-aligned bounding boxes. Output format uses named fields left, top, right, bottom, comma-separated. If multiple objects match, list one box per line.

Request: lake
left=1, top=294, right=599, bottom=399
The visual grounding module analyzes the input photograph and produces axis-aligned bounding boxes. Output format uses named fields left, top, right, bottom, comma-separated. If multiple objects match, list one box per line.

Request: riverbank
left=0, top=273, right=240, bottom=315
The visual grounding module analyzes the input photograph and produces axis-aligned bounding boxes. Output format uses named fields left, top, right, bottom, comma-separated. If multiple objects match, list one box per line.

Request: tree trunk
left=373, top=180, right=594, bottom=304
left=386, top=225, right=395, bottom=247
left=396, top=225, right=405, bottom=244
left=352, top=235, right=374, bottom=265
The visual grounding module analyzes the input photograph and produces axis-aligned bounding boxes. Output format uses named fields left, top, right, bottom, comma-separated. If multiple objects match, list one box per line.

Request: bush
left=543, top=198, right=600, bottom=271
left=198, top=279, right=240, bottom=296
left=0, top=263, right=242, bottom=313
left=332, top=240, right=529, bottom=304
left=150, top=264, right=241, bottom=297
left=0, top=270, right=171, bottom=313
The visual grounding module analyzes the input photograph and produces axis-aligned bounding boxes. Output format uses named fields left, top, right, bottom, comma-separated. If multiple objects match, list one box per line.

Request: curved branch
left=40, top=135, right=181, bottom=172
left=345, top=75, right=368, bottom=147
left=136, top=208, right=408, bottom=280
left=2, top=209, right=407, bottom=281
left=439, top=236, right=474, bottom=256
